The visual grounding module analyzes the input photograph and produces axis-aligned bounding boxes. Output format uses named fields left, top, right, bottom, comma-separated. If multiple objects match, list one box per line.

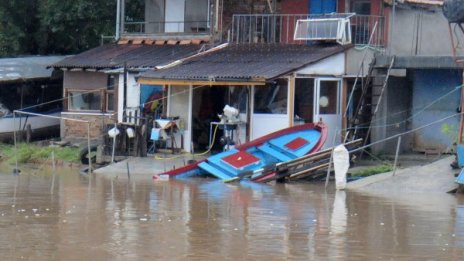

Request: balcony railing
left=123, top=20, right=211, bottom=35
left=231, top=14, right=385, bottom=48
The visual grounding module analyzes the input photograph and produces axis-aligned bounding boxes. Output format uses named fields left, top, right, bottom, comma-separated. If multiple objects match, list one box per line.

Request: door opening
left=314, top=78, right=342, bottom=147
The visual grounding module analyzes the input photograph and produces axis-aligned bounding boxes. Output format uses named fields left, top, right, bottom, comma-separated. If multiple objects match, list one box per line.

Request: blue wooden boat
left=154, top=122, right=328, bottom=182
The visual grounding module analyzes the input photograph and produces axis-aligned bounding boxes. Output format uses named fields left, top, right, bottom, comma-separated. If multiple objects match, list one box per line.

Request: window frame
left=66, top=88, right=115, bottom=113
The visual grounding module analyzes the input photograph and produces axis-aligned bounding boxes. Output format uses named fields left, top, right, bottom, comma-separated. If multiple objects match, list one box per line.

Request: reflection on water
left=0, top=166, right=464, bottom=260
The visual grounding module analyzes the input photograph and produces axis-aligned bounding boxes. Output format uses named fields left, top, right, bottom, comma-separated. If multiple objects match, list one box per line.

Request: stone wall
left=61, top=113, right=116, bottom=143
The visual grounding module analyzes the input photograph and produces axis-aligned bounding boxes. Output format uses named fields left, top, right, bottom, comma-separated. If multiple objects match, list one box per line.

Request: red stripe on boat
left=284, top=137, right=309, bottom=151
left=222, top=151, right=260, bottom=170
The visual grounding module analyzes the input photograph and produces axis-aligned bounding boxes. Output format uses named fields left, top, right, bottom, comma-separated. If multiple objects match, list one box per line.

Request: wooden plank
left=289, top=162, right=330, bottom=179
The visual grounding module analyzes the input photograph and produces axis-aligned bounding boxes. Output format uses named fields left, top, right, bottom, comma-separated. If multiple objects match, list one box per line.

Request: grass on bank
left=0, top=143, right=80, bottom=165
left=351, top=164, right=394, bottom=177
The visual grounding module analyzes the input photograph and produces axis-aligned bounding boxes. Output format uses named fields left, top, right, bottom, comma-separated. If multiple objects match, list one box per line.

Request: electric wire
left=348, top=84, right=463, bottom=131
left=154, top=123, right=220, bottom=160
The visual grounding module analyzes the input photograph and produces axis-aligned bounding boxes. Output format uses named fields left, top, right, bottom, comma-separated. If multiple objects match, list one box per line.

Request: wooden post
left=392, top=136, right=402, bottom=176
left=449, top=23, right=464, bottom=144
left=325, top=129, right=338, bottom=188
left=26, top=124, right=32, bottom=144
left=50, top=151, right=56, bottom=194
left=126, top=161, right=131, bottom=180
left=288, top=75, right=295, bottom=127
left=13, top=111, right=19, bottom=174
left=87, top=122, right=92, bottom=173
left=111, top=123, right=117, bottom=163
left=459, top=70, right=464, bottom=144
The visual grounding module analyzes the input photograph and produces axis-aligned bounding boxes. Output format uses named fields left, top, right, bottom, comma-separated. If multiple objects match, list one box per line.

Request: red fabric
left=285, top=137, right=309, bottom=151
left=222, top=151, right=260, bottom=169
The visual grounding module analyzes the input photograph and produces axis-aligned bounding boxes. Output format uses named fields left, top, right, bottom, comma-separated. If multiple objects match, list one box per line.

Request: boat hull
left=0, top=112, right=61, bottom=142
left=156, top=122, right=328, bottom=181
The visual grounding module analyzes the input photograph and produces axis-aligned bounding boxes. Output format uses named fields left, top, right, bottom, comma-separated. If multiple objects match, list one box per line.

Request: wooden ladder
left=361, top=56, right=396, bottom=149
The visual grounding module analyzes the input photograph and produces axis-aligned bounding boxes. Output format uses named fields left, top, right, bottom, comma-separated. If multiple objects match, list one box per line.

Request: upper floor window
left=350, top=0, right=371, bottom=15
left=123, top=0, right=210, bottom=34
left=68, top=90, right=102, bottom=112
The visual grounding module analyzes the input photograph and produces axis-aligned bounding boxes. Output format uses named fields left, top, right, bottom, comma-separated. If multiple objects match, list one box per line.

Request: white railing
left=231, top=14, right=385, bottom=47
left=123, top=20, right=210, bottom=35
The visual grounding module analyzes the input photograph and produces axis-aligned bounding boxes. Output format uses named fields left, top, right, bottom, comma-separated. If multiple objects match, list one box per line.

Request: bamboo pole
left=87, top=122, right=92, bottom=173
left=111, top=123, right=117, bottom=163
left=50, top=151, right=56, bottom=194
left=459, top=72, right=464, bottom=144
left=13, top=111, right=19, bottom=174
left=290, top=163, right=330, bottom=179
left=392, top=136, right=402, bottom=176
left=325, top=129, right=338, bottom=188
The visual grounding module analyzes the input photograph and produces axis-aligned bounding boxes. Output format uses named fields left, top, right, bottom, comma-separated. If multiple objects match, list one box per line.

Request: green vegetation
left=0, top=143, right=80, bottom=165
left=0, top=0, right=116, bottom=56
left=351, top=164, right=394, bottom=177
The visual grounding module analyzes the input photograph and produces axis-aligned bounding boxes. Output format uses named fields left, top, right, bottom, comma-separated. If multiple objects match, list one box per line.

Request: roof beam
left=138, top=78, right=266, bottom=86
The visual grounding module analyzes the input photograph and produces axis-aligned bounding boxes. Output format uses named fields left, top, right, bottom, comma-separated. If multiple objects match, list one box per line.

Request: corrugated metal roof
left=52, top=43, right=205, bottom=70
left=139, top=43, right=351, bottom=82
left=0, top=56, right=66, bottom=82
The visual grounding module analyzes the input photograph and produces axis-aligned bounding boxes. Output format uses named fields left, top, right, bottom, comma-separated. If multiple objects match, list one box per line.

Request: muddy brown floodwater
left=1, top=165, right=464, bottom=260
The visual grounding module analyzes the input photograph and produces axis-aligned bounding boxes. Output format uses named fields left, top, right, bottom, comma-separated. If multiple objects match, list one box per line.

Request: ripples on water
left=0, top=166, right=464, bottom=260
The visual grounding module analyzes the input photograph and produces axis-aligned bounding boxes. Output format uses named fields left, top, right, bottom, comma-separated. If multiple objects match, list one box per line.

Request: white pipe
left=116, top=0, right=121, bottom=40
left=155, top=43, right=229, bottom=70
left=14, top=110, right=89, bottom=123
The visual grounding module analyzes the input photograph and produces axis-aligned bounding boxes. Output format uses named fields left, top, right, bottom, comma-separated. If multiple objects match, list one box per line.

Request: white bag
left=333, top=144, right=349, bottom=190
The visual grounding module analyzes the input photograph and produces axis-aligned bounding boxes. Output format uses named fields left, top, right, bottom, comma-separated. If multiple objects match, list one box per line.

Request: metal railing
left=123, top=20, right=211, bottom=35
left=350, top=15, right=384, bottom=48
left=231, top=14, right=385, bottom=47
left=100, top=35, right=116, bottom=45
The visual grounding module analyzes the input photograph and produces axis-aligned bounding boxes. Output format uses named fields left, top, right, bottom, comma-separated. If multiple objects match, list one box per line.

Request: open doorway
left=191, top=85, right=249, bottom=153
left=294, top=78, right=315, bottom=125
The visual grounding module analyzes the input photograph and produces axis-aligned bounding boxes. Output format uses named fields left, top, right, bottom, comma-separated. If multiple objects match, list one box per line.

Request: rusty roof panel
left=51, top=43, right=204, bottom=70
left=140, top=43, right=351, bottom=82
left=0, top=56, right=66, bottom=82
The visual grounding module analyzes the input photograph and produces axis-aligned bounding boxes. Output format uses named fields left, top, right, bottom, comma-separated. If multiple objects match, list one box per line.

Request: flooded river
left=1, top=165, right=464, bottom=260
